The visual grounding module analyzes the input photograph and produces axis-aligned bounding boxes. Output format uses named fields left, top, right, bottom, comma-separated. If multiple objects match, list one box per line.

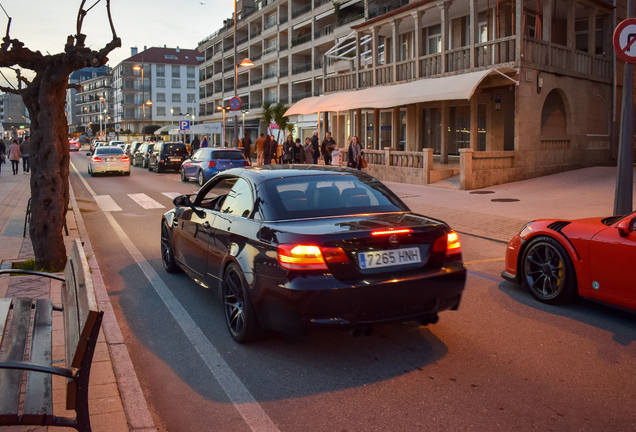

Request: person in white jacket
left=331, top=143, right=342, bottom=166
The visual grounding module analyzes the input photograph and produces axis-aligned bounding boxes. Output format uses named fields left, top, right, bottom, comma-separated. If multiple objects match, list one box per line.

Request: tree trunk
left=24, top=67, right=72, bottom=271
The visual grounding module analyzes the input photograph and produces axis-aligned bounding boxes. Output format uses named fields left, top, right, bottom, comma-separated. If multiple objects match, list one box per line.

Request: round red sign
left=613, top=18, right=636, bottom=63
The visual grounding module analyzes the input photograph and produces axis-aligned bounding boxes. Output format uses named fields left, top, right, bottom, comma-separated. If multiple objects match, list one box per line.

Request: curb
left=69, top=182, right=156, bottom=432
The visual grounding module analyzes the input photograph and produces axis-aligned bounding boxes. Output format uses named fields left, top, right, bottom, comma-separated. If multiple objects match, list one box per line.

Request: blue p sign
left=180, top=120, right=190, bottom=131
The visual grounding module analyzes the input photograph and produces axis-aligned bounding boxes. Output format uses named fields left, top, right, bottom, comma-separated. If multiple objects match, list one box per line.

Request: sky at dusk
left=1, top=0, right=234, bottom=84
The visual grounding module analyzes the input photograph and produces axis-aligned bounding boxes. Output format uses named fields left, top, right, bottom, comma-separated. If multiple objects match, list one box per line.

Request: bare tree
left=0, top=1, right=121, bottom=270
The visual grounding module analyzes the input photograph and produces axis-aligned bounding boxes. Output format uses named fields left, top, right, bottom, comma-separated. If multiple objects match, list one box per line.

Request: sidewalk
left=383, top=166, right=636, bottom=242
left=0, top=171, right=155, bottom=431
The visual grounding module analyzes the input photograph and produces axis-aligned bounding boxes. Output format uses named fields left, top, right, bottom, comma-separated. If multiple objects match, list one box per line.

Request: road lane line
left=102, top=211, right=280, bottom=432
left=94, top=195, right=122, bottom=212
left=463, top=258, right=505, bottom=265
left=161, top=192, right=182, bottom=200
left=69, top=160, right=97, bottom=196
left=127, top=193, right=166, bottom=209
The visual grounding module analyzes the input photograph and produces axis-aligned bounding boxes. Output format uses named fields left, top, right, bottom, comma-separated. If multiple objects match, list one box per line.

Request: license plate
left=358, top=247, right=421, bottom=269
left=170, top=157, right=181, bottom=161
left=106, top=158, right=116, bottom=162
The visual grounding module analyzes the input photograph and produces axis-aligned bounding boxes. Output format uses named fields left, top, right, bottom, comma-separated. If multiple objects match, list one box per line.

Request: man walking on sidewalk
left=255, top=133, right=265, bottom=165
left=321, top=132, right=336, bottom=166
left=20, top=136, right=30, bottom=174
left=242, top=132, right=252, bottom=162
left=310, top=130, right=320, bottom=164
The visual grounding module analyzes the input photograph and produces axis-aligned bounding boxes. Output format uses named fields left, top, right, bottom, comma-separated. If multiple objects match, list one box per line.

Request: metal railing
left=264, top=16, right=277, bottom=30
left=236, top=34, right=249, bottom=46
left=292, top=33, right=311, bottom=48
left=280, top=15, right=288, bottom=24
left=250, top=28, right=262, bottom=39
left=223, top=64, right=234, bottom=73
left=292, top=62, right=312, bottom=75
left=279, top=40, right=289, bottom=51
left=337, top=13, right=364, bottom=27
left=314, top=0, right=330, bottom=7
left=263, top=69, right=278, bottom=79
left=368, top=0, right=408, bottom=19
left=280, top=68, right=289, bottom=78
left=292, top=3, right=311, bottom=18
left=251, top=77, right=263, bottom=85
left=251, top=51, right=262, bottom=61
left=292, top=91, right=312, bottom=103
left=263, top=45, right=278, bottom=55
left=249, top=101, right=264, bottom=109
left=314, top=58, right=323, bottom=69
left=314, top=25, right=334, bottom=39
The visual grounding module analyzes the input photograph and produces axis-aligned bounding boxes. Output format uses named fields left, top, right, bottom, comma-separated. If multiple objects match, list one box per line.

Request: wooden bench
left=0, top=239, right=103, bottom=432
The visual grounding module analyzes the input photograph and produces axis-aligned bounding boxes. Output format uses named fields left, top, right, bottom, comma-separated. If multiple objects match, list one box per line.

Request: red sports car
left=502, top=211, right=636, bottom=309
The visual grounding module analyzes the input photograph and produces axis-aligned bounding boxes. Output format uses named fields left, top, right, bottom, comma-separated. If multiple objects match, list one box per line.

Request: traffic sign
left=179, top=120, right=190, bottom=131
left=115, top=124, right=121, bottom=131
left=613, top=18, right=636, bottom=63
left=229, top=96, right=242, bottom=111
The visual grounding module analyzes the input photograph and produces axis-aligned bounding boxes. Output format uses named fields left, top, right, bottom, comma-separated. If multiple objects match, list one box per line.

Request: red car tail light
left=371, top=228, right=413, bottom=236
left=122, top=156, right=129, bottom=162
left=244, top=160, right=250, bottom=166
left=278, top=245, right=348, bottom=270
left=208, top=161, right=217, bottom=168
left=433, top=231, right=462, bottom=257
left=92, top=157, right=102, bottom=162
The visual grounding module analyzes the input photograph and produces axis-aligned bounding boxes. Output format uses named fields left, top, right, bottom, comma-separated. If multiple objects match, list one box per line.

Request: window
left=157, top=106, right=166, bottom=116
left=220, top=178, right=254, bottom=218
left=172, top=65, right=181, bottom=78
left=187, top=107, right=194, bottom=115
left=187, top=93, right=196, bottom=103
left=156, top=93, right=166, bottom=102
left=172, top=79, right=181, bottom=88
left=157, top=79, right=165, bottom=88
left=172, top=106, right=181, bottom=115
left=156, top=64, right=165, bottom=77
left=172, top=93, right=181, bottom=102
left=427, top=25, right=442, bottom=54
left=164, top=55, right=178, bottom=60
left=187, top=66, right=195, bottom=79
left=187, top=80, right=196, bottom=89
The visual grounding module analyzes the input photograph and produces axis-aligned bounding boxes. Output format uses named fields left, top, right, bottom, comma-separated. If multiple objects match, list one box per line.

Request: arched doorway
left=541, top=89, right=568, bottom=139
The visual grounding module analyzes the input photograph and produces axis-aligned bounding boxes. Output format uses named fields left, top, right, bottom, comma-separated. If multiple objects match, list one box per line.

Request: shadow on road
left=115, top=261, right=449, bottom=403
left=496, top=280, right=636, bottom=359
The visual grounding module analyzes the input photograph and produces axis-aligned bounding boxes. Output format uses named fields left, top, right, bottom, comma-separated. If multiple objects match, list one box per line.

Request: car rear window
left=263, top=174, right=408, bottom=220
left=212, top=150, right=245, bottom=160
left=95, top=147, right=124, bottom=155
left=162, top=144, right=188, bottom=155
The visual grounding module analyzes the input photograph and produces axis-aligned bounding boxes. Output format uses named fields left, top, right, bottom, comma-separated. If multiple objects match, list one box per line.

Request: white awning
left=285, top=68, right=515, bottom=115
left=188, top=122, right=223, bottom=134
left=153, top=125, right=178, bottom=135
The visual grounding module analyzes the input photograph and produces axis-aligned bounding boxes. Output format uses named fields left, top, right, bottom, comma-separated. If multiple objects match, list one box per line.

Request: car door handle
left=203, top=221, right=211, bottom=230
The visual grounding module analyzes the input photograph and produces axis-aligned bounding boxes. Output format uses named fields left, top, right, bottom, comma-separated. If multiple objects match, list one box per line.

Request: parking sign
left=180, top=120, right=190, bottom=131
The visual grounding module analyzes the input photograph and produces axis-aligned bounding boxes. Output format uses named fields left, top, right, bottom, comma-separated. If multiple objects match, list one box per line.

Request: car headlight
left=519, top=221, right=534, bottom=236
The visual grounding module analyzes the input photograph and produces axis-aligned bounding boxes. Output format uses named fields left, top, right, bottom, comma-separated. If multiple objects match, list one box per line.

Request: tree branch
left=106, top=0, right=117, bottom=40
left=0, top=84, right=20, bottom=95
left=76, top=0, right=87, bottom=46
left=67, top=82, right=81, bottom=90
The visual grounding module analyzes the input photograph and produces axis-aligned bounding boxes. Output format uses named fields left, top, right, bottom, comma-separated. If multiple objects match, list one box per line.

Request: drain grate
left=491, top=198, right=520, bottom=202
left=469, top=191, right=495, bottom=194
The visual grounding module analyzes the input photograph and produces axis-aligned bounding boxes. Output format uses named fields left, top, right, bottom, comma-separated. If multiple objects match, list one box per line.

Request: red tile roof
left=125, top=47, right=203, bottom=65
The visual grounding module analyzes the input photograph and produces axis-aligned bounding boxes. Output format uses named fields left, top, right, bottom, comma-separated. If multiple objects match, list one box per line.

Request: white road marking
left=94, top=195, right=122, bottom=212
left=127, top=193, right=166, bottom=209
left=102, top=212, right=280, bottom=432
left=161, top=192, right=182, bottom=200
left=69, top=161, right=97, bottom=196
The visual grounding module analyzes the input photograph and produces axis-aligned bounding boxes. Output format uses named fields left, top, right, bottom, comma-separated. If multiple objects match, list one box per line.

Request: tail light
left=122, top=156, right=129, bottom=162
left=433, top=231, right=462, bottom=257
left=92, top=157, right=102, bottom=162
left=244, top=160, right=250, bottom=166
left=278, top=245, right=348, bottom=270
left=371, top=228, right=413, bottom=236
left=160, top=159, right=164, bottom=163
left=208, top=161, right=217, bottom=168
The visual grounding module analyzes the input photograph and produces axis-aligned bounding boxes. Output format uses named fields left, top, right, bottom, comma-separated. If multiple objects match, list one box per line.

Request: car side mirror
left=617, top=217, right=635, bottom=237
left=173, top=195, right=191, bottom=207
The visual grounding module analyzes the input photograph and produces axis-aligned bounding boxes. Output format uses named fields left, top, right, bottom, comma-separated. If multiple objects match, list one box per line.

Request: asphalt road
left=69, top=150, right=636, bottom=432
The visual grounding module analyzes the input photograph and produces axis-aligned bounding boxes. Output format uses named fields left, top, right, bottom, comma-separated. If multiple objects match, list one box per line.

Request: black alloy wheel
left=148, top=159, right=153, bottom=171
left=156, top=162, right=163, bottom=173
left=180, top=169, right=188, bottom=182
left=161, top=223, right=181, bottom=273
left=521, top=236, right=576, bottom=304
left=223, top=263, right=260, bottom=343
left=198, top=170, right=205, bottom=186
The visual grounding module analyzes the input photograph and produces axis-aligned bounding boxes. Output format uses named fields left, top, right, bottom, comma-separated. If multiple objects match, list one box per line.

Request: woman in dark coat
left=262, top=135, right=271, bottom=165
left=347, top=136, right=363, bottom=170
left=282, top=134, right=294, bottom=164
left=291, top=138, right=305, bottom=164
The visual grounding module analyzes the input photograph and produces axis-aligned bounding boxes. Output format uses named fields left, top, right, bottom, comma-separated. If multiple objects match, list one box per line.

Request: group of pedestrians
left=0, top=137, right=30, bottom=177
left=248, top=130, right=364, bottom=169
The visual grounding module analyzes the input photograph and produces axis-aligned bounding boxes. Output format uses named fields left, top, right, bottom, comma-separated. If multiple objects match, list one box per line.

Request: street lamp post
left=217, top=106, right=227, bottom=146
left=242, top=109, right=249, bottom=135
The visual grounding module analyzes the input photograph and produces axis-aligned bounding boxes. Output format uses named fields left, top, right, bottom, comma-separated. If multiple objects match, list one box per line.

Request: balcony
left=263, top=69, right=278, bottom=80
left=263, top=45, right=278, bottom=55
left=264, top=16, right=277, bottom=30
left=224, top=83, right=235, bottom=92
left=292, top=62, right=312, bottom=75
left=315, top=25, right=334, bottom=39
left=337, top=13, right=364, bottom=27
left=368, top=0, right=408, bottom=19
left=292, top=91, right=312, bottom=103
left=291, top=33, right=311, bottom=48
left=292, top=3, right=311, bottom=18
left=314, top=0, right=330, bottom=6
left=314, top=58, right=323, bottom=69
left=279, top=95, right=289, bottom=104
left=252, top=51, right=263, bottom=61
left=280, top=15, right=288, bottom=25
left=250, top=28, right=262, bottom=39
left=249, top=101, right=264, bottom=109
left=237, top=34, right=249, bottom=46
left=237, top=81, right=250, bottom=89
left=280, top=68, right=289, bottom=78
left=279, top=40, right=289, bottom=51
left=251, top=77, right=263, bottom=85
left=224, top=64, right=234, bottom=73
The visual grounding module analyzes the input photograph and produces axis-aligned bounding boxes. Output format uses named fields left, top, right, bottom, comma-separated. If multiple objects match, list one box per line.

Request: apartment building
left=112, top=47, right=202, bottom=134
left=285, top=0, right=630, bottom=190
left=0, top=92, right=28, bottom=139
left=66, top=66, right=110, bottom=133
left=76, top=71, right=114, bottom=135
left=197, top=0, right=370, bottom=143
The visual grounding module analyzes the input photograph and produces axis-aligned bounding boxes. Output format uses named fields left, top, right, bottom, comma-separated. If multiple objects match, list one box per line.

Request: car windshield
left=95, top=147, right=124, bottom=155
left=263, top=174, right=409, bottom=220
left=212, top=150, right=245, bottom=160
left=162, top=144, right=188, bottom=155
left=110, top=141, right=125, bottom=146
left=147, top=144, right=155, bottom=151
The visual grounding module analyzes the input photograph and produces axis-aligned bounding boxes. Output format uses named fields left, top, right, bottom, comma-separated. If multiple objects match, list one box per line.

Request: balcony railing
left=292, top=3, right=311, bottom=18
left=291, top=33, right=311, bottom=48
left=224, top=64, right=234, bottom=73
left=292, top=62, right=312, bottom=75
left=279, top=40, right=289, bottom=51
left=292, top=91, right=312, bottom=103
left=263, top=69, right=278, bottom=79
left=280, top=15, right=288, bottom=24
left=337, top=13, right=364, bottom=27
left=368, top=0, right=409, bottom=19
left=264, top=16, right=277, bottom=30
left=251, top=51, right=263, bottom=61
left=237, top=34, right=249, bottom=46
left=249, top=101, right=264, bottom=109
left=314, top=58, right=323, bottom=69
left=314, top=0, right=330, bottom=7
left=250, top=28, right=262, bottom=39
left=279, top=95, right=289, bottom=104
left=263, top=45, right=277, bottom=55
left=237, top=81, right=250, bottom=89
left=251, top=77, right=262, bottom=85
left=280, top=68, right=289, bottom=78
left=224, top=84, right=235, bottom=92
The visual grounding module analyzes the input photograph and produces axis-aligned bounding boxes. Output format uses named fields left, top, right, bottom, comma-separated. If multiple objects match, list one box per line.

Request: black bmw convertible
left=161, top=166, right=466, bottom=343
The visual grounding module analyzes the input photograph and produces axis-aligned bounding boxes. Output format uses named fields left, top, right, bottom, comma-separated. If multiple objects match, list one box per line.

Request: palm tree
left=272, top=103, right=290, bottom=142
left=261, top=101, right=274, bottom=136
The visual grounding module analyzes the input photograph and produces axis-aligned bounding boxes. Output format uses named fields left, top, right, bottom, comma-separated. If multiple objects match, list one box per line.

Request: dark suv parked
left=148, top=142, right=188, bottom=173
left=132, top=142, right=155, bottom=168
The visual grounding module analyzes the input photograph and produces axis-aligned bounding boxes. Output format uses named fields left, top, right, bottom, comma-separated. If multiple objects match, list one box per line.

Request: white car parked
left=88, top=146, right=130, bottom=176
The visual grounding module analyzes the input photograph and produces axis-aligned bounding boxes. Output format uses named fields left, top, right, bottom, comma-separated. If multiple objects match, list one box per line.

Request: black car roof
left=218, top=165, right=372, bottom=182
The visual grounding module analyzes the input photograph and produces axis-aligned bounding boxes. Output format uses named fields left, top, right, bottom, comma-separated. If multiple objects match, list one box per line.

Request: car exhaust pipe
left=420, top=314, right=439, bottom=326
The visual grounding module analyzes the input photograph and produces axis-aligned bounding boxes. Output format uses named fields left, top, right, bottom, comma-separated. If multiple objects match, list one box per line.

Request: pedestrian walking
left=8, top=140, right=21, bottom=175
left=242, top=132, right=252, bottom=162
left=255, top=133, right=265, bottom=165
left=310, top=130, right=320, bottom=164
left=303, top=137, right=314, bottom=164
left=321, top=132, right=336, bottom=166
left=201, top=136, right=209, bottom=148
left=282, top=134, right=294, bottom=164
left=0, top=139, right=6, bottom=176
left=262, top=134, right=271, bottom=165
left=270, top=135, right=278, bottom=164
left=331, top=143, right=342, bottom=166
left=292, top=138, right=305, bottom=164
left=20, top=136, right=30, bottom=174
left=347, top=136, right=363, bottom=170
left=191, top=135, right=200, bottom=155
